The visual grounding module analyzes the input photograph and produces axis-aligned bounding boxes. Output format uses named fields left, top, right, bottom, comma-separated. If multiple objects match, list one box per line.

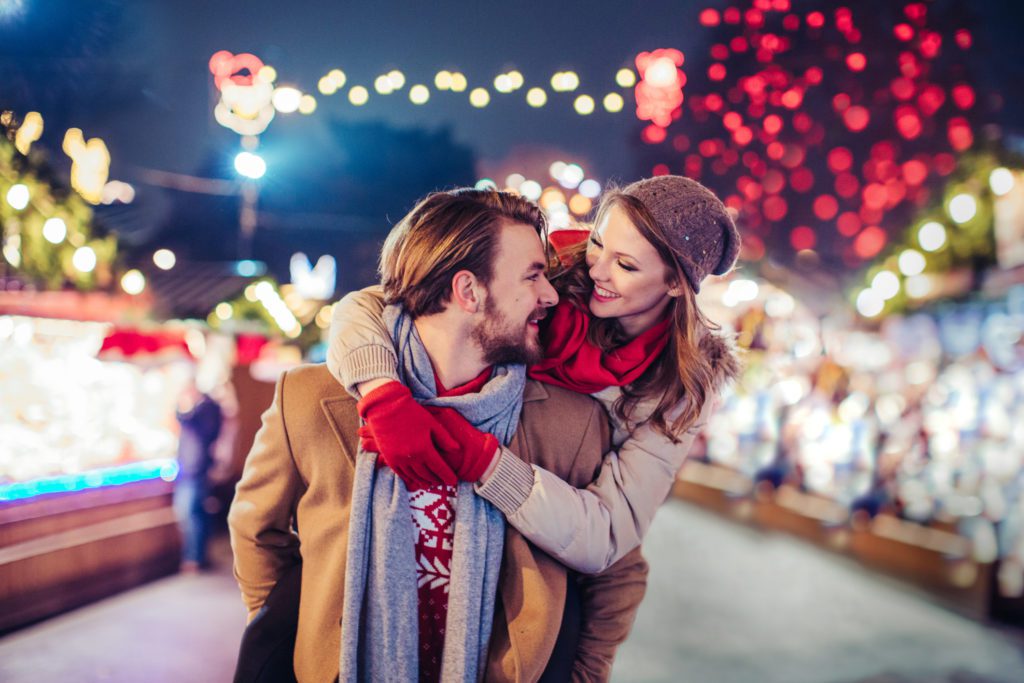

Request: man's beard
left=472, top=298, right=544, bottom=366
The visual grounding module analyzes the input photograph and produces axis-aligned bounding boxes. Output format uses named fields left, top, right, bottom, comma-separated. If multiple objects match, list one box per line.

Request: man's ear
left=451, top=270, right=484, bottom=313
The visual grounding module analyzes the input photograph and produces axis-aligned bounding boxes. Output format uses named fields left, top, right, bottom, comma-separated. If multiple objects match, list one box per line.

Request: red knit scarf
left=528, top=299, right=670, bottom=394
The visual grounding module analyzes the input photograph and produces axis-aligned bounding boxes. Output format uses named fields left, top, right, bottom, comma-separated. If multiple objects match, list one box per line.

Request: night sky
left=2, top=0, right=1024, bottom=269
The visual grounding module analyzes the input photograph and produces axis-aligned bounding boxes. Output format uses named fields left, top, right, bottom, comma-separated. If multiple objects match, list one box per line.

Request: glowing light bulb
left=526, top=87, right=547, bottom=107
left=615, top=68, right=636, bottom=88
left=153, top=249, right=176, bottom=270
left=948, top=193, right=977, bottom=224
left=348, top=86, right=369, bottom=106
left=72, top=246, right=97, bottom=273
left=469, top=88, right=490, bottom=108
left=898, top=249, right=926, bottom=276
left=990, top=167, right=1014, bottom=196
left=121, top=269, right=146, bottom=295
left=918, top=221, right=946, bottom=252
left=42, top=218, right=67, bottom=244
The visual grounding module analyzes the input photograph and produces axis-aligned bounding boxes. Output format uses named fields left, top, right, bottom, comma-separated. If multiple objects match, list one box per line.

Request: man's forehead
left=495, top=220, right=546, bottom=263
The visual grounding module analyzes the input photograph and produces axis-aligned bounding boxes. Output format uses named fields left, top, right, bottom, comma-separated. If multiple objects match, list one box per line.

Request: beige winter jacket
left=327, top=287, right=739, bottom=573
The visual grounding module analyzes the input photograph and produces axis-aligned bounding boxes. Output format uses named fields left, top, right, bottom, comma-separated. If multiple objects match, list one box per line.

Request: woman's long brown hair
left=549, top=190, right=721, bottom=442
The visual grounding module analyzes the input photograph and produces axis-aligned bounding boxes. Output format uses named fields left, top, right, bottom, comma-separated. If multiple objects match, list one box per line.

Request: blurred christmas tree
left=1, top=111, right=117, bottom=290
left=634, top=0, right=993, bottom=275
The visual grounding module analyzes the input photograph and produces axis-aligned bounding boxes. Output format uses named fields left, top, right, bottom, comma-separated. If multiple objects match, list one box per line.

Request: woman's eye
left=589, top=236, right=603, bottom=248
left=618, top=261, right=637, bottom=272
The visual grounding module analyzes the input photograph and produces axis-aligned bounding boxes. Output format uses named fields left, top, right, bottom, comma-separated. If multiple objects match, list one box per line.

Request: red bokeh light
left=835, top=173, right=860, bottom=198
left=730, top=36, right=749, bottom=52
left=723, top=7, right=741, bottom=23
left=837, top=212, right=861, bottom=236
left=827, top=147, right=853, bottom=173
left=902, top=159, right=928, bottom=186
left=904, top=3, right=927, bottom=22
left=766, top=141, right=785, bottom=160
left=854, top=226, right=887, bottom=259
left=763, top=196, right=788, bottom=221
left=805, top=67, right=823, bottom=85
left=782, top=14, right=800, bottom=32
left=934, top=153, right=956, bottom=176
left=699, top=8, right=721, bottom=26
left=843, top=106, right=870, bottom=132
left=947, top=118, right=973, bottom=152
left=723, top=112, right=742, bottom=131
left=652, top=163, right=670, bottom=176
left=952, top=83, right=975, bottom=109
left=733, top=126, right=754, bottom=146
left=806, top=11, right=825, bottom=29
left=672, top=135, right=690, bottom=152
left=709, top=64, right=727, bottom=81
left=894, top=23, right=914, bottom=41
left=781, top=89, right=803, bottom=109
left=813, top=194, right=839, bottom=220
left=832, top=93, right=851, bottom=112
left=895, top=106, right=923, bottom=139
left=711, top=44, right=730, bottom=60
left=920, top=31, right=942, bottom=59
left=793, top=113, right=813, bottom=133
left=790, top=226, right=816, bottom=251
left=955, top=29, right=972, bottom=50
left=790, top=167, right=814, bottom=193
left=917, top=85, right=945, bottom=116
left=763, top=114, right=783, bottom=136
left=846, top=53, right=867, bottom=71
left=763, top=169, right=785, bottom=194
left=642, top=124, right=668, bottom=144
left=705, top=94, right=724, bottom=111
left=890, top=77, right=915, bottom=100
left=741, top=234, right=766, bottom=261
left=863, top=183, right=888, bottom=209
left=780, top=144, right=806, bottom=169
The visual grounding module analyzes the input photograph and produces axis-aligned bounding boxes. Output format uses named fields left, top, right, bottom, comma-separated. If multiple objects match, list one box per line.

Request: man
left=228, top=189, right=647, bottom=682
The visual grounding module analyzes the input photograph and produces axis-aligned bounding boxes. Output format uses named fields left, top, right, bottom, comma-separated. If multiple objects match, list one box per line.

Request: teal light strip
left=0, top=459, right=179, bottom=502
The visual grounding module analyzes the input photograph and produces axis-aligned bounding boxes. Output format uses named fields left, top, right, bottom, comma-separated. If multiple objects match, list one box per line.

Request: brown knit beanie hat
left=622, top=175, right=740, bottom=293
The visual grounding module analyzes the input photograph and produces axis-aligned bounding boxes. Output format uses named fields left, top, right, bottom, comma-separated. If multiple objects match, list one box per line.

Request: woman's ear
left=451, top=270, right=483, bottom=313
left=667, top=280, right=684, bottom=298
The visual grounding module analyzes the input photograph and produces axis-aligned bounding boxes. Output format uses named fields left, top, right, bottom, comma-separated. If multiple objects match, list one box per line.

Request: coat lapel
left=319, top=396, right=359, bottom=465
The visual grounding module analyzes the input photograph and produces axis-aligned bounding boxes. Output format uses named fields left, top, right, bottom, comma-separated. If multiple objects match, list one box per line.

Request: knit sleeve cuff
left=475, top=448, right=536, bottom=516
left=342, top=346, right=400, bottom=397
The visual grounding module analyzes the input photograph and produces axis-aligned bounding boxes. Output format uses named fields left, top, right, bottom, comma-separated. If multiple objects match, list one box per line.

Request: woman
left=328, top=175, right=740, bottom=573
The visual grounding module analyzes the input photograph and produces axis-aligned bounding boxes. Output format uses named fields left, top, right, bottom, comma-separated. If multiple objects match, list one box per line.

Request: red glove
left=356, top=383, right=458, bottom=490
left=423, top=406, right=500, bottom=483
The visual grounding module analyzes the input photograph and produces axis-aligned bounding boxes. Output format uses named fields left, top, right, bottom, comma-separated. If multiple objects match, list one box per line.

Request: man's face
left=472, top=221, right=558, bottom=366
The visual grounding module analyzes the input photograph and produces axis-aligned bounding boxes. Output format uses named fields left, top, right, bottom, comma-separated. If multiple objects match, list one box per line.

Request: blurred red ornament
left=745, top=8, right=765, bottom=28
left=863, top=183, right=887, bottom=209
left=724, top=7, right=742, bottom=23
left=699, top=8, right=721, bottom=26
left=709, top=64, right=727, bottom=81
left=813, top=194, right=839, bottom=220
left=766, top=141, right=785, bottom=160
left=846, top=53, right=867, bottom=71
left=805, top=66, right=823, bottom=85
left=904, top=3, right=927, bottom=23
left=730, top=36, right=749, bottom=52
left=790, top=226, right=816, bottom=250
left=806, top=11, right=825, bottom=29
left=854, top=226, right=887, bottom=259
left=705, top=94, right=724, bottom=111
left=723, top=111, right=742, bottom=131
left=763, top=115, right=783, bottom=136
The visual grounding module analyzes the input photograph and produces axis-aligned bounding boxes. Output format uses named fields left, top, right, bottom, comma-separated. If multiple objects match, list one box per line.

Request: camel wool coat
left=228, top=364, right=648, bottom=683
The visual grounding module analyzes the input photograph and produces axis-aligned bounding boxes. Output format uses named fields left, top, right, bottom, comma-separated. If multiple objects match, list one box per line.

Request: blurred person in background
left=174, top=372, right=224, bottom=573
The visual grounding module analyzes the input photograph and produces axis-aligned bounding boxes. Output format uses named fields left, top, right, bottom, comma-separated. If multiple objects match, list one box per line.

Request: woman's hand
left=356, top=382, right=458, bottom=489
left=422, top=406, right=500, bottom=484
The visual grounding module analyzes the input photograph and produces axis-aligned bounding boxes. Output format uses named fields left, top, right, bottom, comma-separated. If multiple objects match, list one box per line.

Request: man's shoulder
left=522, top=380, right=604, bottom=428
left=279, top=363, right=354, bottom=406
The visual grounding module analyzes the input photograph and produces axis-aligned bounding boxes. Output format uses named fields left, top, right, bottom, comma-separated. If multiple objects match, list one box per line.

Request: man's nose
left=538, top=275, right=558, bottom=307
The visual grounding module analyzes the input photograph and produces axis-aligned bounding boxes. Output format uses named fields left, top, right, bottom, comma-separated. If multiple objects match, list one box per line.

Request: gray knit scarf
left=339, top=304, right=525, bottom=682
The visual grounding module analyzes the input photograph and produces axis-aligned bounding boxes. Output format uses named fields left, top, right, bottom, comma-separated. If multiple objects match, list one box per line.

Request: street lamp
left=234, top=151, right=265, bottom=258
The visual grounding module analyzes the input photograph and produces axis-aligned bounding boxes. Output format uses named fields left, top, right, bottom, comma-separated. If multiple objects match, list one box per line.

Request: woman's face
left=586, top=203, right=680, bottom=338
